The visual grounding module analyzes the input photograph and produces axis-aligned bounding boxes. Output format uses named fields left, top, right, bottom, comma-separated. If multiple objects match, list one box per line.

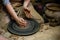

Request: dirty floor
left=0, top=3, right=60, bottom=40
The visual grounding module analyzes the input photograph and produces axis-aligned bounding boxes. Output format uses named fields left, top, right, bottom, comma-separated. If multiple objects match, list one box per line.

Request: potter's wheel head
left=7, top=19, right=40, bottom=36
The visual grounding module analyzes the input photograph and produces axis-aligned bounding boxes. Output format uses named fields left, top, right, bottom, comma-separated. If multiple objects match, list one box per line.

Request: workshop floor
left=0, top=3, right=60, bottom=40
left=0, top=10, right=60, bottom=40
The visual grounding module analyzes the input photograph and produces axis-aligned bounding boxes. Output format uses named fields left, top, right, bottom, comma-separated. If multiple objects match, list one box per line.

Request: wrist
left=11, top=15, right=18, bottom=21
left=14, top=17, right=19, bottom=21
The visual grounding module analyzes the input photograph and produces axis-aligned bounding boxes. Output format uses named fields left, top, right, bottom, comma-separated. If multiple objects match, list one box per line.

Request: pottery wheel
left=7, top=19, right=40, bottom=36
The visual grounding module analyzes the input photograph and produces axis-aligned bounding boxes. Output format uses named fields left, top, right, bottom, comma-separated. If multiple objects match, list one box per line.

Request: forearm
left=5, top=4, right=18, bottom=20
left=23, top=0, right=30, bottom=7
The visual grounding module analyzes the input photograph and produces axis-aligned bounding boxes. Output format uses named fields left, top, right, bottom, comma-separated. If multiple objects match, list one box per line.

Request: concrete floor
left=0, top=3, right=60, bottom=40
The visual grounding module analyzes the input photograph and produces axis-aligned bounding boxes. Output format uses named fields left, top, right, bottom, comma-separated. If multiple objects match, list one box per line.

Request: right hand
left=16, top=17, right=27, bottom=27
left=23, top=7, right=32, bottom=18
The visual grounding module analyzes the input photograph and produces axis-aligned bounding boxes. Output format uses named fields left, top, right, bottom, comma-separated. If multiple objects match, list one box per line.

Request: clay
left=45, top=3, right=60, bottom=26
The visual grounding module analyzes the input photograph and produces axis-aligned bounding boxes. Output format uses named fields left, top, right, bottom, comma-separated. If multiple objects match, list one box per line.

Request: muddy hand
left=16, top=17, right=27, bottom=27
left=23, top=8, right=32, bottom=18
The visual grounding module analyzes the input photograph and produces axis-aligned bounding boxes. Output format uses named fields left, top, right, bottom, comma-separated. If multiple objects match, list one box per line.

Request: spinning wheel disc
left=7, top=19, right=40, bottom=36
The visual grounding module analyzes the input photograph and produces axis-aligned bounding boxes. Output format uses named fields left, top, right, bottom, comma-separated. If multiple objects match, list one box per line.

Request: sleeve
left=2, top=0, right=11, bottom=5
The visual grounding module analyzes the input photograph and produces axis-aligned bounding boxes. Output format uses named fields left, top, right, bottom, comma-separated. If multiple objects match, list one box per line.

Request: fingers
left=24, top=8, right=30, bottom=13
left=19, top=21, right=27, bottom=27
left=24, top=11, right=32, bottom=18
left=23, top=7, right=32, bottom=18
left=19, top=22, right=27, bottom=27
left=23, top=6, right=33, bottom=18
left=18, top=18, right=27, bottom=27
left=23, top=7, right=30, bottom=13
left=19, top=18, right=25, bottom=23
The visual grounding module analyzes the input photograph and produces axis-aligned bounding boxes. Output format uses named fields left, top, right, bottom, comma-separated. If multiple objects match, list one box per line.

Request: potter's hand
left=16, top=17, right=27, bottom=27
left=23, top=7, right=32, bottom=18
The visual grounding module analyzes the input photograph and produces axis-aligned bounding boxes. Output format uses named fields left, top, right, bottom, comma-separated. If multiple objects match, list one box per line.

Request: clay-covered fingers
left=23, top=8, right=32, bottom=18
left=19, top=18, right=27, bottom=26
left=24, top=8, right=30, bottom=13
left=25, top=11, right=32, bottom=18
left=16, top=17, right=27, bottom=27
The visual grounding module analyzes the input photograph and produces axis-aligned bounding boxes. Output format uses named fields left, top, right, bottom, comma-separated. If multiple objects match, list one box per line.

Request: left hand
left=15, top=17, right=27, bottom=27
left=23, top=7, right=32, bottom=18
